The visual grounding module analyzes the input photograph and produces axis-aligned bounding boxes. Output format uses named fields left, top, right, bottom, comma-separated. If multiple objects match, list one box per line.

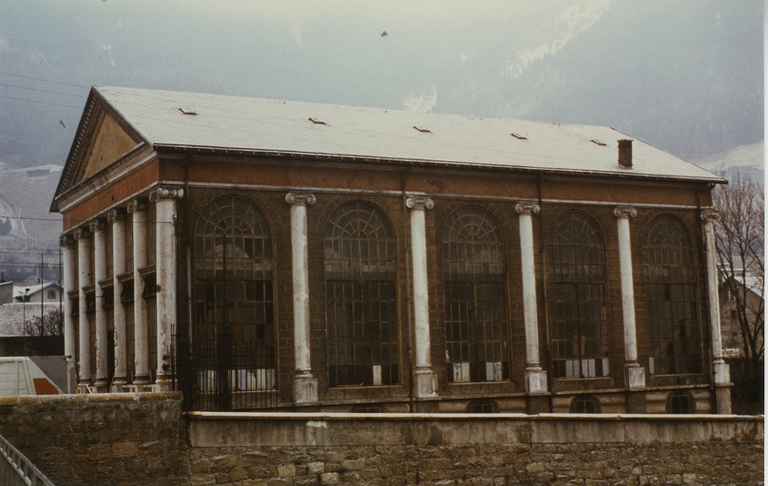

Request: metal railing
left=0, top=434, right=55, bottom=486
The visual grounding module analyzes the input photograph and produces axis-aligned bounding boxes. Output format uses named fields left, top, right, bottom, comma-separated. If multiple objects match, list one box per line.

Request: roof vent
left=413, top=126, right=431, bottom=133
left=308, top=117, right=327, bottom=125
left=618, top=139, right=633, bottom=168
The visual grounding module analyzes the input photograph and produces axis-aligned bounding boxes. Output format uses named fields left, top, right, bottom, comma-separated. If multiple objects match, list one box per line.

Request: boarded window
left=442, top=206, right=509, bottom=383
left=324, top=201, right=398, bottom=387
left=643, top=215, right=701, bottom=375
left=546, top=211, right=609, bottom=378
left=192, top=196, right=276, bottom=410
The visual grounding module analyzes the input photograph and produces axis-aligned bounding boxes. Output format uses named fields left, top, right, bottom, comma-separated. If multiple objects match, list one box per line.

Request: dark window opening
left=643, top=215, right=701, bottom=375
left=190, top=196, right=277, bottom=410
left=668, top=390, right=693, bottom=414
left=570, top=395, right=600, bottom=413
left=443, top=207, right=509, bottom=383
left=546, top=211, right=609, bottom=378
left=468, top=400, right=497, bottom=413
left=325, top=201, right=399, bottom=387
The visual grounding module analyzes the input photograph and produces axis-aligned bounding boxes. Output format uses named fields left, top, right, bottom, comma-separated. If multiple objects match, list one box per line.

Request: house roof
left=13, top=282, right=61, bottom=300
left=88, top=86, right=722, bottom=183
left=0, top=303, right=60, bottom=337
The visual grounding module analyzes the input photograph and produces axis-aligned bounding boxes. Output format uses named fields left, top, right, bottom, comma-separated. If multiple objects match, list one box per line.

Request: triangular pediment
left=51, top=88, right=150, bottom=212
left=80, top=112, right=140, bottom=180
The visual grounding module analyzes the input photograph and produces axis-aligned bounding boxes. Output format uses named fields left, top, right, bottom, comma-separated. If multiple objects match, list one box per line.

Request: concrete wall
left=0, top=393, right=762, bottom=486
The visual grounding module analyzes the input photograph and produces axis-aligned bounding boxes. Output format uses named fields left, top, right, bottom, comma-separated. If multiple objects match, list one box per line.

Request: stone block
left=320, top=472, right=340, bottom=485
left=113, top=441, right=138, bottom=458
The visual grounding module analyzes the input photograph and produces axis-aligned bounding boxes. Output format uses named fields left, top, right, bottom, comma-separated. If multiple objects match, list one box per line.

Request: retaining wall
left=0, top=393, right=762, bottom=485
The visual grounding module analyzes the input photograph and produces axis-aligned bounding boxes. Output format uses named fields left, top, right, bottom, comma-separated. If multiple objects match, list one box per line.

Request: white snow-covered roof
left=95, top=86, right=723, bottom=182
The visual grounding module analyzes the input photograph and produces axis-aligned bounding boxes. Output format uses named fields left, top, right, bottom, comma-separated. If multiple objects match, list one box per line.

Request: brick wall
left=0, top=393, right=762, bottom=486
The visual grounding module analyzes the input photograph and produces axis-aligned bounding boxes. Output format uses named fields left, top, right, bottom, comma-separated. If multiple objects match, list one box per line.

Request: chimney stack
left=618, top=139, right=633, bottom=168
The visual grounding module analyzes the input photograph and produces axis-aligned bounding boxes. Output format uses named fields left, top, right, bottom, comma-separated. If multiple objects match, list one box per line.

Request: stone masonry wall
left=0, top=392, right=187, bottom=486
left=0, top=393, right=762, bottom=486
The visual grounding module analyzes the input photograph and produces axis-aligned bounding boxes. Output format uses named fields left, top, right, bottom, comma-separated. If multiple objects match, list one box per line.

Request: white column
left=702, top=209, right=731, bottom=413
left=614, top=206, right=645, bottom=390
left=406, top=196, right=437, bottom=398
left=515, top=202, right=547, bottom=394
left=61, top=235, right=77, bottom=393
left=108, top=209, right=128, bottom=390
left=90, top=219, right=109, bottom=391
left=128, top=199, right=150, bottom=385
left=286, top=192, right=318, bottom=403
left=151, top=186, right=183, bottom=392
left=74, top=227, right=92, bottom=387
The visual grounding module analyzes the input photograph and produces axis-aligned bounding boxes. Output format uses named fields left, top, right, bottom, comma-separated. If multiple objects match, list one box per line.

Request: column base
left=155, top=374, right=173, bottom=392
left=625, top=364, right=646, bottom=390
left=414, top=368, right=438, bottom=398
left=110, top=377, right=128, bottom=393
left=626, top=390, right=647, bottom=413
left=527, top=395, right=550, bottom=414
left=713, top=360, right=731, bottom=385
left=93, top=378, right=110, bottom=393
left=715, top=385, right=733, bottom=415
left=294, top=372, right=318, bottom=404
left=525, top=368, right=548, bottom=394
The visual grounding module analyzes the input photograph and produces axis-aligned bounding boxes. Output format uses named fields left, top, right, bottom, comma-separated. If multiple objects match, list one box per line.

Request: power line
left=0, top=71, right=90, bottom=90
left=0, top=81, right=84, bottom=98
left=0, top=94, right=82, bottom=109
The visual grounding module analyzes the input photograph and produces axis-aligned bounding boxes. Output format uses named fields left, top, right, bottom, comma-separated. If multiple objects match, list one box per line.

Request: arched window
left=443, top=206, right=509, bottom=383
left=193, top=196, right=275, bottom=410
left=546, top=211, right=609, bottom=378
left=324, top=201, right=398, bottom=387
left=643, top=214, right=701, bottom=375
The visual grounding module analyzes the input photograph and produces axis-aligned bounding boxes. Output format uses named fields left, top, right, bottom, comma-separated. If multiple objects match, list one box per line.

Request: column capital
left=613, top=206, right=637, bottom=219
left=285, top=192, right=317, bottom=206
left=106, top=209, right=125, bottom=224
left=149, top=186, right=184, bottom=202
left=514, top=202, right=540, bottom=215
left=73, top=227, right=90, bottom=241
left=701, top=208, right=720, bottom=223
left=406, top=196, right=434, bottom=211
left=88, top=219, right=106, bottom=233
left=60, top=234, right=75, bottom=247
left=126, top=199, right=147, bottom=214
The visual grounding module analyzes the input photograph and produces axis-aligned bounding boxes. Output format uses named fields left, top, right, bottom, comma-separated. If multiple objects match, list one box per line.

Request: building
left=13, top=282, right=62, bottom=304
left=50, top=86, right=731, bottom=414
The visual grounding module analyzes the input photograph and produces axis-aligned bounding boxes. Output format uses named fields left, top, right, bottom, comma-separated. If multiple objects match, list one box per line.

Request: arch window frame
left=545, top=210, right=610, bottom=379
left=642, top=214, right=702, bottom=376
left=324, top=200, right=399, bottom=388
left=442, top=206, right=510, bottom=383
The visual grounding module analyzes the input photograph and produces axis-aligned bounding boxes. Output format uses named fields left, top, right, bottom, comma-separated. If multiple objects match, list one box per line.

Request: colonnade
left=61, top=186, right=182, bottom=392
left=61, top=188, right=728, bottom=413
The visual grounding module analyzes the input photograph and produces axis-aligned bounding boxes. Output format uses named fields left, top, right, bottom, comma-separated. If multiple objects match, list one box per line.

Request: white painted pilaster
left=108, top=209, right=128, bottom=390
left=74, top=227, right=92, bottom=387
left=128, top=199, right=150, bottom=384
left=406, top=196, right=437, bottom=398
left=286, top=192, right=318, bottom=403
left=90, top=219, right=109, bottom=391
left=702, top=209, right=730, bottom=386
left=61, top=235, right=76, bottom=393
left=515, top=202, right=547, bottom=394
left=614, top=206, right=645, bottom=390
left=150, top=186, right=183, bottom=392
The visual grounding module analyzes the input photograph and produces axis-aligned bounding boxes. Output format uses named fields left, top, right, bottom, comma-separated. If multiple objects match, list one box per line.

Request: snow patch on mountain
left=504, top=0, right=615, bottom=78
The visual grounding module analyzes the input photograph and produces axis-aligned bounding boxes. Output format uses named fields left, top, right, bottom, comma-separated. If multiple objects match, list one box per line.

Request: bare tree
left=24, top=309, right=64, bottom=356
left=713, top=171, right=764, bottom=391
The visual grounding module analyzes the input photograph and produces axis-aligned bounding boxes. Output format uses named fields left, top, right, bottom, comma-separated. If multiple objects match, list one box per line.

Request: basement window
left=668, top=390, right=693, bottom=414
left=570, top=395, right=600, bottom=413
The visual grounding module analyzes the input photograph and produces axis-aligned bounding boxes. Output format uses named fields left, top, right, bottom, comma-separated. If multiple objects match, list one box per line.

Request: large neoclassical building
left=51, top=86, right=731, bottom=414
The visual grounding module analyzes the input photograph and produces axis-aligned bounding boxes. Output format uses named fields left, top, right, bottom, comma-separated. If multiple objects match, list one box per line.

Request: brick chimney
left=618, top=139, right=633, bottom=168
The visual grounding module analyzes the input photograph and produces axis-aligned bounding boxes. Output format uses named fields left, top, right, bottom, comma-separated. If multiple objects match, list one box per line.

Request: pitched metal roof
left=94, top=86, right=723, bottom=183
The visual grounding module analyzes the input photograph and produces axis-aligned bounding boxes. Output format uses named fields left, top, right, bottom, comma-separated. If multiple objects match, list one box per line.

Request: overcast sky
left=0, top=0, right=762, bottom=168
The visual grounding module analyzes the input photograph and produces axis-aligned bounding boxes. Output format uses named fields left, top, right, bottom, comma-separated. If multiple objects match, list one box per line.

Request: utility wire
left=0, top=81, right=84, bottom=98
left=0, top=71, right=89, bottom=90
left=0, top=94, right=82, bottom=109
